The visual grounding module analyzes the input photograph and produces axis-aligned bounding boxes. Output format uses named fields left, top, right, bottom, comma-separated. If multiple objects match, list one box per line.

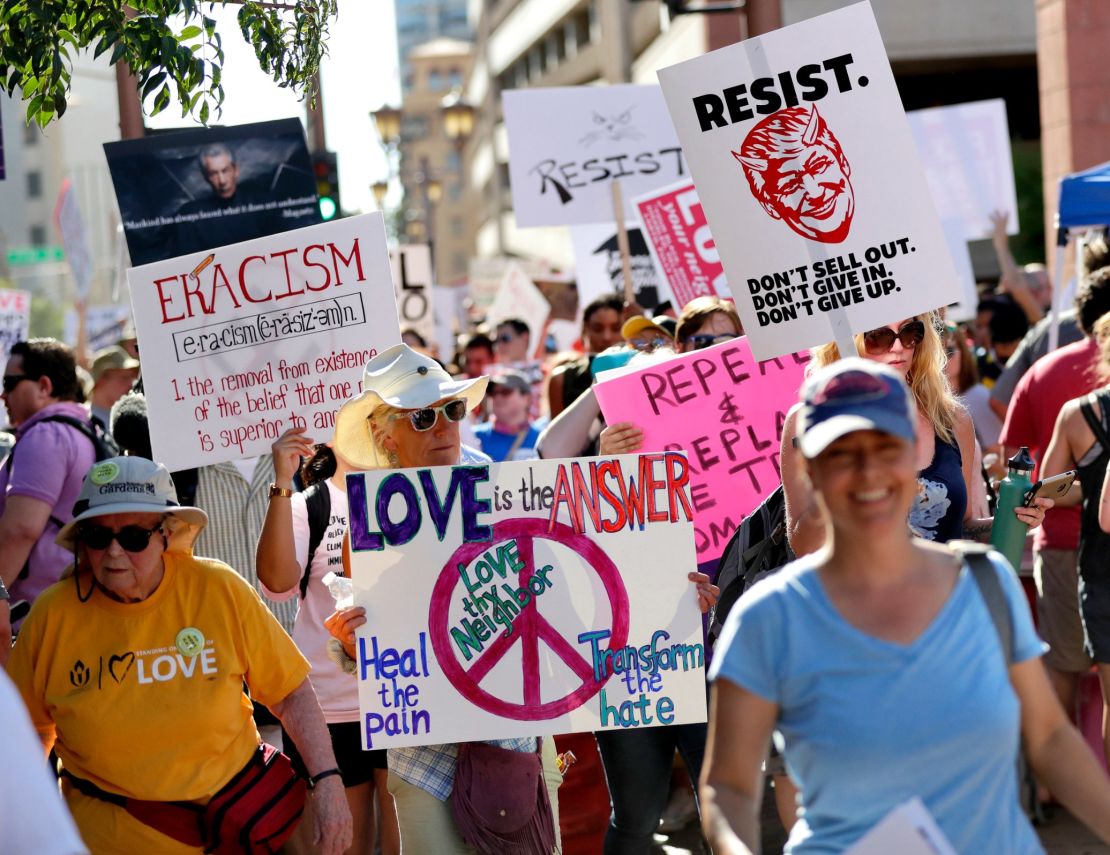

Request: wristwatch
left=268, top=483, right=294, bottom=499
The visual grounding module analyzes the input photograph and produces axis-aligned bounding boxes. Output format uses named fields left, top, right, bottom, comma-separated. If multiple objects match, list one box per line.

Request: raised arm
left=255, top=427, right=315, bottom=594
left=536, top=385, right=601, bottom=459
left=990, top=210, right=1044, bottom=324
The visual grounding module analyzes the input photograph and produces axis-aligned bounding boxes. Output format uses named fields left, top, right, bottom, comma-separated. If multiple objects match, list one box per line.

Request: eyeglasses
left=2, top=374, right=31, bottom=394
left=496, top=332, right=517, bottom=344
left=629, top=337, right=668, bottom=352
left=388, top=398, right=468, bottom=432
left=79, top=522, right=164, bottom=552
left=862, top=320, right=926, bottom=355
left=684, top=333, right=737, bottom=351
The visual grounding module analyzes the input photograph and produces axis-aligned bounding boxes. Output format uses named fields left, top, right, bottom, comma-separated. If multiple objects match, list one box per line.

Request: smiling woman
left=6, top=456, right=354, bottom=854
left=699, top=359, right=1110, bottom=854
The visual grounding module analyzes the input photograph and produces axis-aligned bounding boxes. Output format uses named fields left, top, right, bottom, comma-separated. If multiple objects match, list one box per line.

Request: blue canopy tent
left=1049, top=160, right=1110, bottom=349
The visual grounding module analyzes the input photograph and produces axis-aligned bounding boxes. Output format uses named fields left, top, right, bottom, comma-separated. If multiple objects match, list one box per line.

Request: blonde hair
left=1094, top=312, right=1110, bottom=381
left=810, top=312, right=960, bottom=443
left=366, top=405, right=402, bottom=469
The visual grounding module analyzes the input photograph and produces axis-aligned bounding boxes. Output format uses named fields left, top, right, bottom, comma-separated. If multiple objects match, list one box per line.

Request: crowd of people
left=8, top=217, right=1110, bottom=854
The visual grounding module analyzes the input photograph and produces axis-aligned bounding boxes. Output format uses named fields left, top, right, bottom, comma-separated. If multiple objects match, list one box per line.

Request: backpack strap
left=1080, top=393, right=1110, bottom=452
left=301, top=482, right=332, bottom=598
left=951, top=541, right=1013, bottom=664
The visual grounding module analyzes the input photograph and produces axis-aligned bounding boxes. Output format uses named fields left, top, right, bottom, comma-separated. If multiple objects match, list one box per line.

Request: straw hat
left=56, top=456, right=208, bottom=553
left=334, top=344, right=487, bottom=470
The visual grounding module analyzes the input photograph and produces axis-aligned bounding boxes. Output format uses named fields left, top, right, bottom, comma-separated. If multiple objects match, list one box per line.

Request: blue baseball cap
left=798, top=358, right=916, bottom=458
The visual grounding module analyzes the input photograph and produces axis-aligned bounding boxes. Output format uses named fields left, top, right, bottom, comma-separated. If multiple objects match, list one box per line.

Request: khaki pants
left=387, top=739, right=562, bottom=854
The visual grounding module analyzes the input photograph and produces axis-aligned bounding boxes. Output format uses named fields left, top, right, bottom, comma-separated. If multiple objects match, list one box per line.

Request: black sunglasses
left=685, top=333, right=737, bottom=351
left=862, top=320, right=926, bottom=355
left=2, top=374, right=31, bottom=394
left=79, top=522, right=164, bottom=552
left=389, top=398, right=468, bottom=432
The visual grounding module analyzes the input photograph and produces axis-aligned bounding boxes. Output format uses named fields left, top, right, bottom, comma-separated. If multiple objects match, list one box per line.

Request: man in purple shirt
left=0, top=339, right=96, bottom=648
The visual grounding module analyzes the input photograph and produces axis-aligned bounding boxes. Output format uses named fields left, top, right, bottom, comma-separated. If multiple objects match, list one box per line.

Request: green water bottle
left=990, top=446, right=1036, bottom=570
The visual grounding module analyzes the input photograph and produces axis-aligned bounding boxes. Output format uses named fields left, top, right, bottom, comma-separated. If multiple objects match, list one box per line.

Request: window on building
left=26, top=171, right=42, bottom=198
left=564, top=19, right=578, bottom=59
left=551, top=29, right=567, bottom=65
left=449, top=182, right=463, bottom=201
left=401, top=115, right=429, bottom=138
left=29, top=224, right=47, bottom=247
left=428, top=69, right=443, bottom=91
left=446, top=150, right=461, bottom=173
left=450, top=216, right=464, bottom=237
left=573, top=9, right=592, bottom=51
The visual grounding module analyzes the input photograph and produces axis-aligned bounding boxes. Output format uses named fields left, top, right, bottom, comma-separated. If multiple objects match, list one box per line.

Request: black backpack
left=299, top=481, right=332, bottom=598
left=707, top=485, right=795, bottom=650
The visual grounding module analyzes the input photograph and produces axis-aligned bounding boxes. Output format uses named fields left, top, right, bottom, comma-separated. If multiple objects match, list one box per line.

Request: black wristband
left=308, top=767, right=342, bottom=789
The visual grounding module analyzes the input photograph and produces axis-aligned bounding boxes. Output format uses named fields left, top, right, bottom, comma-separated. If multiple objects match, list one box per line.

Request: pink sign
left=595, top=337, right=807, bottom=566
left=633, top=180, right=731, bottom=308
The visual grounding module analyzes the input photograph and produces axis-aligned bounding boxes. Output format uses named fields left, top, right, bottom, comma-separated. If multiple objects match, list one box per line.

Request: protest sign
left=129, top=213, right=400, bottom=471
left=487, top=263, right=551, bottom=353
left=633, top=180, right=731, bottom=308
left=940, top=219, right=978, bottom=323
left=504, top=85, right=687, bottom=227
left=64, top=304, right=131, bottom=352
left=907, top=99, right=1018, bottom=241
left=0, top=290, right=30, bottom=425
left=54, top=180, right=94, bottom=298
left=657, top=1, right=961, bottom=360
left=571, top=222, right=671, bottom=312
left=390, top=245, right=435, bottom=347
left=594, top=337, right=806, bottom=566
left=348, top=453, right=707, bottom=749
left=0, top=290, right=30, bottom=359
left=105, top=118, right=320, bottom=267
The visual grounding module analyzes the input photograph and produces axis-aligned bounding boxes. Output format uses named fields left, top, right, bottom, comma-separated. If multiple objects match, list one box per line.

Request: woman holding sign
left=256, top=430, right=401, bottom=855
left=323, top=344, right=563, bottom=855
left=702, top=358, right=1110, bottom=853
left=780, top=313, right=1048, bottom=555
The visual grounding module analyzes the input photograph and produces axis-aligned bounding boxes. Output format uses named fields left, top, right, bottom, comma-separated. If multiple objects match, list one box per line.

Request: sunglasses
left=496, top=332, right=517, bottom=344
left=79, top=522, right=164, bottom=552
left=2, top=374, right=31, bottom=394
left=684, top=333, right=737, bottom=351
left=862, top=320, right=926, bottom=355
left=388, top=398, right=468, bottom=432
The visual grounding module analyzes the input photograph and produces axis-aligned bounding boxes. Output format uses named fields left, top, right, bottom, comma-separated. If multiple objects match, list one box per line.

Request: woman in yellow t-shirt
left=7, top=456, right=353, bottom=854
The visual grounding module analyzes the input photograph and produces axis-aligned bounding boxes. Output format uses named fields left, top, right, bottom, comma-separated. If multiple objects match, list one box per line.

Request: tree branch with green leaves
left=0, top=0, right=337, bottom=128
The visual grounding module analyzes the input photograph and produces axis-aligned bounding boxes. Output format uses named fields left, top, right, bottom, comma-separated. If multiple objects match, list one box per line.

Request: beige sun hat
left=334, top=344, right=488, bottom=470
left=56, top=456, right=208, bottom=554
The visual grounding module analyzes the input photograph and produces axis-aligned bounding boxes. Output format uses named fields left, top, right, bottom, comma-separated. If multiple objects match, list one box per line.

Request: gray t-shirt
left=990, top=309, right=1083, bottom=408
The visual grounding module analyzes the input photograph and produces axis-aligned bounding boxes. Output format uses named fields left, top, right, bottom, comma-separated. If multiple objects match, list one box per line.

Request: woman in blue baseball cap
left=699, top=358, right=1110, bottom=853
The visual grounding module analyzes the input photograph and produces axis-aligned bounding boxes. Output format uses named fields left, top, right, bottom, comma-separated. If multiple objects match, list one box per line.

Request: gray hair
left=198, top=143, right=235, bottom=170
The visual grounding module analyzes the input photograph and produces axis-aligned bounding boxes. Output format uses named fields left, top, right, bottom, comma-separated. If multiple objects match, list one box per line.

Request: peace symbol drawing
left=428, top=518, right=630, bottom=721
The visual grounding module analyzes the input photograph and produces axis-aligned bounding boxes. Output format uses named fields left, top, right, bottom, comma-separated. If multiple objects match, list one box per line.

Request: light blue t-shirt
left=710, top=552, right=1047, bottom=855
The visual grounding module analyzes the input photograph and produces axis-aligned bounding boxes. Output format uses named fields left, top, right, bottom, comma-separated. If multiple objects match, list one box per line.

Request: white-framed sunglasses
left=387, top=398, right=468, bottom=432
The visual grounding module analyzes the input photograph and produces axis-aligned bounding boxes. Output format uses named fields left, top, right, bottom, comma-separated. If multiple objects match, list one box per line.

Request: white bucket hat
left=334, top=344, right=488, bottom=470
left=56, top=456, right=208, bottom=553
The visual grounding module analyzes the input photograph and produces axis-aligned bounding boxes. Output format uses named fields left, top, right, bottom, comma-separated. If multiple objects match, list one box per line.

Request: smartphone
left=1024, top=471, right=1077, bottom=506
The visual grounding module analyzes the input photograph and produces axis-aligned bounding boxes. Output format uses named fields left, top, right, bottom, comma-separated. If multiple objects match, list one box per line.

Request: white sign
left=486, top=263, right=551, bottom=354
left=0, top=290, right=30, bottom=426
left=504, top=84, right=687, bottom=227
left=129, top=213, right=401, bottom=471
left=907, top=99, right=1018, bottom=241
left=390, top=245, right=435, bottom=347
left=54, top=180, right=94, bottom=298
left=941, top=219, right=978, bottom=323
left=657, top=1, right=961, bottom=360
left=348, top=454, right=707, bottom=749
left=846, top=798, right=956, bottom=855
left=570, top=222, right=673, bottom=312
left=64, top=304, right=132, bottom=352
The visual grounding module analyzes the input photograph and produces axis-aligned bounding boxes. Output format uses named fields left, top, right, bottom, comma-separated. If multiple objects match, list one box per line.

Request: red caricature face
left=734, top=106, right=855, bottom=244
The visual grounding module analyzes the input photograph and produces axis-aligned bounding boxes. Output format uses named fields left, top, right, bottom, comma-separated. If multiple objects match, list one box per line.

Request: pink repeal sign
left=428, top=518, right=630, bottom=721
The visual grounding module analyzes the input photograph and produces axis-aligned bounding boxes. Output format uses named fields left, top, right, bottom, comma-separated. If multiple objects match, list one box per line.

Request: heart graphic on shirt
left=108, top=652, right=135, bottom=684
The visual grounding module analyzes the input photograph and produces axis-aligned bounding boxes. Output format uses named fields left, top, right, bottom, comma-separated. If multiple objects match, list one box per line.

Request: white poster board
left=570, top=222, right=673, bottom=311
left=486, top=263, right=551, bottom=353
left=504, top=85, right=688, bottom=227
left=390, top=244, right=435, bottom=347
left=941, top=218, right=978, bottom=323
left=129, top=213, right=401, bottom=471
left=657, top=1, right=961, bottom=360
left=907, top=99, right=1018, bottom=241
left=348, top=453, right=707, bottom=749
left=54, top=180, right=94, bottom=298
left=0, top=290, right=30, bottom=426
left=64, top=304, right=132, bottom=352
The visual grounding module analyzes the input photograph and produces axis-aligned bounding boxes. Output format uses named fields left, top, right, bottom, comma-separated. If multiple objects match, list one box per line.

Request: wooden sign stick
left=611, top=181, right=636, bottom=304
